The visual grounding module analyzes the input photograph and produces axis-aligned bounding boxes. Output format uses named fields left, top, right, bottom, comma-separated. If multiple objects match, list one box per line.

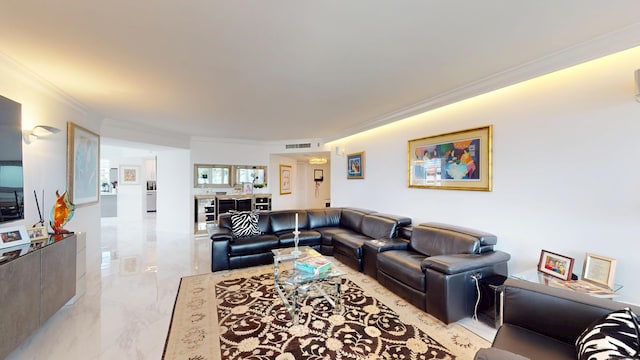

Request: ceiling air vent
left=285, top=143, right=312, bottom=149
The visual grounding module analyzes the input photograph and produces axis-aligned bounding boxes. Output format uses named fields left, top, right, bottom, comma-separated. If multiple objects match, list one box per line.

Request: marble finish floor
left=6, top=216, right=495, bottom=359
left=7, top=216, right=212, bottom=360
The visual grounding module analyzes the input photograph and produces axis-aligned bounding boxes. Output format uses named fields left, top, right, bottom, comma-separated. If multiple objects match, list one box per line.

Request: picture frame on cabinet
left=67, top=121, right=100, bottom=205
left=27, top=225, right=48, bottom=242
left=408, top=125, right=492, bottom=191
left=0, top=225, right=30, bottom=250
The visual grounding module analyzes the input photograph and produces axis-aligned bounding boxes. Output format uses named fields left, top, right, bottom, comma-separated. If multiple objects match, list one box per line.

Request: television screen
left=0, top=95, right=23, bottom=223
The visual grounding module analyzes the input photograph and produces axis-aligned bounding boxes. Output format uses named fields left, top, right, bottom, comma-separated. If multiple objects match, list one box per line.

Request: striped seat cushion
left=575, top=307, right=640, bottom=360
left=230, top=211, right=261, bottom=238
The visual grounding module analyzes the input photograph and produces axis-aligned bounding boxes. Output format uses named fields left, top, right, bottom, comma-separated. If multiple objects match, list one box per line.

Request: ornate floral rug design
left=163, top=263, right=490, bottom=360
left=217, top=273, right=454, bottom=359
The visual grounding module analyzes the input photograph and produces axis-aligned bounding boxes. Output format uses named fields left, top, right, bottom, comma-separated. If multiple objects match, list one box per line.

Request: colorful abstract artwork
left=408, top=126, right=492, bottom=191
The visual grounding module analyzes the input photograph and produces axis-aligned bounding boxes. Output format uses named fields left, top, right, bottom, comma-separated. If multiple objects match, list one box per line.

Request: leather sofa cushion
left=307, top=208, right=341, bottom=228
left=339, top=208, right=368, bottom=232
left=278, top=230, right=321, bottom=248
left=361, top=214, right=398, bottom=239
left=269, top=211, right=308, bottom=233
left=492, top=324, right=576, bottom=360
left=377, top=250, right=427, bottom=292
left=332, top=232, right=372, bottom=257
left=411, top=225, right=480, bottom=256
left=229, top=234, right=279, bottom=256
left=314, top=227, right=347, bottom=246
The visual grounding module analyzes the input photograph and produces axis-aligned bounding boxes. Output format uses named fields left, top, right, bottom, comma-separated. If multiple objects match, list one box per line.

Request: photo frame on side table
left=0, top=225, right=30, bottom=250
left=347, top=151, right=365, bottom=179
left=582, top=253, right=617, bottom=289
left=67, top=121, right=100, bottom=205
left=538, top=249, right=574, bottom=281
left=408, top=125, right=492, bottom=191
left=280, top=164, right=292, bottom=195
left=120, top=165, right=140, bottom=185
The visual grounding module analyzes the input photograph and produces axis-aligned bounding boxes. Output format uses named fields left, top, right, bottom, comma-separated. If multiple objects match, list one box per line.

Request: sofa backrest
left=217, top=212, right=270, bottom=234
left=338, top=208, right=370, bottom=232
left=269, top=210, right=308, bottom=233
left=424, top=222, right=497, bottom=253
left=410, top=224, right=482, bottom=256
left=307, top=208, right=342, bottom=228
left=360, top=214, right=403, bottom=239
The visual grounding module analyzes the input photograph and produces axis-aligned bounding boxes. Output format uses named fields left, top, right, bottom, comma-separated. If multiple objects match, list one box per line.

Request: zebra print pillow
left=230, top=211, right=261, bottom=238
left=575, top=307, right=640, bottom=360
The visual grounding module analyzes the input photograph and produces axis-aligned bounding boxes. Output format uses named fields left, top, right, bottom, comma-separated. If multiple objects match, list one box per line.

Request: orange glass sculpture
left=50, top=190, right=76, bottom=234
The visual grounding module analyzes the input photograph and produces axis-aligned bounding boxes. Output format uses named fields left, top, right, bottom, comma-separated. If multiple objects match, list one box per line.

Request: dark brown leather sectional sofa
left=210, top=207, right=510, bottom=324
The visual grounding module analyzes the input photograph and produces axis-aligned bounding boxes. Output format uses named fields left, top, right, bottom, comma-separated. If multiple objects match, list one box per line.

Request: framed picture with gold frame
left=408, top=125, right=492, bottom=191
left=582, top=253, right=617, bottom=289
left=279, top=164, right=292, bottom=195
left=347, top=151, right=365, bottom=179
left=67, top=122, right=100, bottom=205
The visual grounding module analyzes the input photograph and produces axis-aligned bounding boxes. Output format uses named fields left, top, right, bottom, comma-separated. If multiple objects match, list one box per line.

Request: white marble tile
left=6, top=215, right=211, bottom=360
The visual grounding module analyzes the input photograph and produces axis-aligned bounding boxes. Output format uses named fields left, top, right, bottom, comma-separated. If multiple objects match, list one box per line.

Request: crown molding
left=0, top=51, right=91, bottom=114
left=325, top=22, right=640, bottom=143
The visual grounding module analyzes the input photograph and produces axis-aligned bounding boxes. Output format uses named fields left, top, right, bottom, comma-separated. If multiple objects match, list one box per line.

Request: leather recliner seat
left=376, top=222, right=510, bottom=324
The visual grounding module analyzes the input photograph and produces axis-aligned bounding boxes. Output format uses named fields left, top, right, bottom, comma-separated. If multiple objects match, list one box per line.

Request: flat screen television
left=0, top=95, right=23, bottom=223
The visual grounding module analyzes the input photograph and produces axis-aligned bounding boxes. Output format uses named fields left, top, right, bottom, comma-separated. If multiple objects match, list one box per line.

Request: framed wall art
left=0, top=225, right=29, bottom=250
left=408, top=125, right=492, bottom=191
left=67, top=121, right=100, bottom=205
left=582, top=253, right=617, bottom=289
left=120, top=165, right=140, bottom=185
left=347, top=151, right=365, bottom=179
left=280, top=164, right=292, bottom=195
left=538, top=249, right=574, bottom=281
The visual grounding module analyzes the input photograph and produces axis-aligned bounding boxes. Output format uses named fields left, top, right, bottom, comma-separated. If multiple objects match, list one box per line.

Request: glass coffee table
left=272, top=246, right=344, bottom=325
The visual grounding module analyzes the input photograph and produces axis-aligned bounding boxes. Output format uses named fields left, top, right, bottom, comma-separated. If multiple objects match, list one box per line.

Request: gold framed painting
left=408, top=125, right=492, bottom=191
left=279, top=164, right=292, bottom=195
left=67, top=122, right=100, bottom=205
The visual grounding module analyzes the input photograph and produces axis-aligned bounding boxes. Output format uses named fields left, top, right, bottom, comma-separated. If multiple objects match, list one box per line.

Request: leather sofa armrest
left=474, top=348, right=530, bottom=360
left=368, top=238, right=409, bottom=253
left=210, top=228, right=233, bottom=241
left=422, top=251, right=511, bottom=274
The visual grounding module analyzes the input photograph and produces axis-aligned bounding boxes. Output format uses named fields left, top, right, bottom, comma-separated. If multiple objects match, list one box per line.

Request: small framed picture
left=538, top=249, right=574, bottom=281
left=0, top=225, right=30, bottom=250
left=314, top=169, right=324, bottom=181
left=582, top=253, right=617, bottom=289
left=27, top=226, right=48, bottom=242
left=120, top=165, right=140, bottom=185
left=347, top=151, right=365, bottom=179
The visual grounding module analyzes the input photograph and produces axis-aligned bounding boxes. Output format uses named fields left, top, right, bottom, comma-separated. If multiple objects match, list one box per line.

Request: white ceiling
left=2, top=1, right=640, bottom=142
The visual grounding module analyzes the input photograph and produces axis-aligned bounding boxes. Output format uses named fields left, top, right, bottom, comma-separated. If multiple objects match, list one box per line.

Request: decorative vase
left=50, top=190, right=76, bottom=234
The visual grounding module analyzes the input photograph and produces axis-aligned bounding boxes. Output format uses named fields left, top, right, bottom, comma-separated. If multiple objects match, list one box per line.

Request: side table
left=362, top=238, right=409, bottom=278
left=477, top=275, right=507, bottom=329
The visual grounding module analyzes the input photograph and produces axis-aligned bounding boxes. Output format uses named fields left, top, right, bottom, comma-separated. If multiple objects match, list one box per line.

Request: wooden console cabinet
left=0, top=234, right=77, bottom=359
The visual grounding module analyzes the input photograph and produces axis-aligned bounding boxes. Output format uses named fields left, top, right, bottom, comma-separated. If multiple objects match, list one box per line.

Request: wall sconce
left=22, top=125, right=61, bottom=144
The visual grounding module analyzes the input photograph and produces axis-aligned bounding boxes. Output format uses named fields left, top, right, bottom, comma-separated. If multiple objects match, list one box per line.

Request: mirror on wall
left=234, top=165, right=267, bottom=186
left=194, top=164, right=232, bottom=187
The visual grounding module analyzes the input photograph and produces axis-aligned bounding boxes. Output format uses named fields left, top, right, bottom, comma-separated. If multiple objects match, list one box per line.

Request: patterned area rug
left=163, top=262, right=490, bottom=360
